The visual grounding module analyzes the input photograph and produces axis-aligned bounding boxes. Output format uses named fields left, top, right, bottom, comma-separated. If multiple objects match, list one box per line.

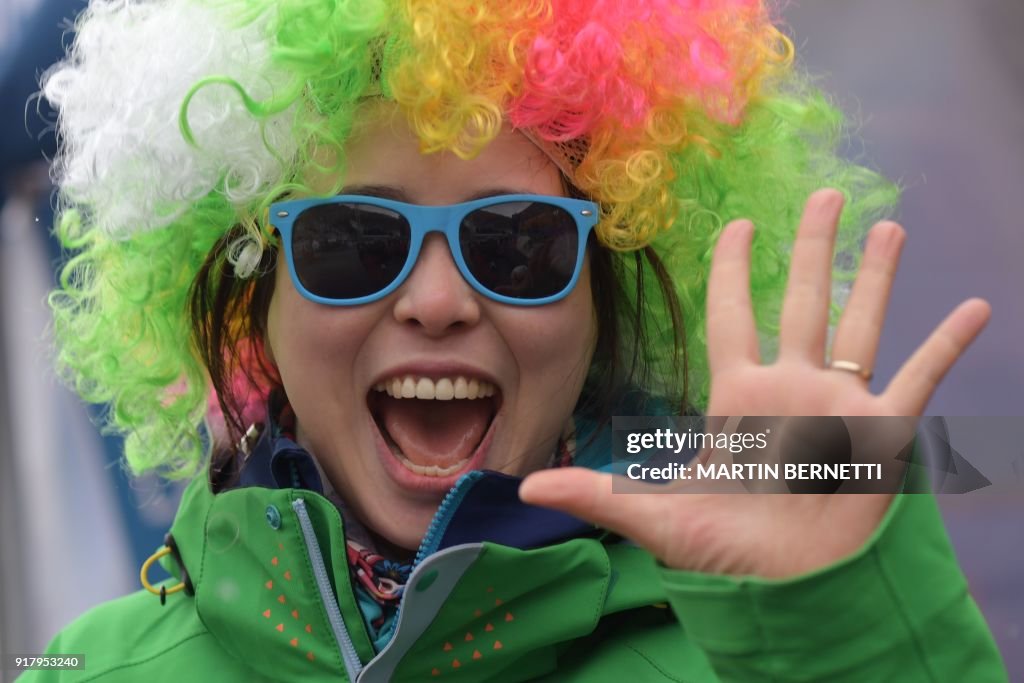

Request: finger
left=706, top=219, right=760, bottom=375
left=779, top=189, right=844, bottom=362
left=884, top=298, right=991, bottom=414
left=830, top=221, right=906, bottom=380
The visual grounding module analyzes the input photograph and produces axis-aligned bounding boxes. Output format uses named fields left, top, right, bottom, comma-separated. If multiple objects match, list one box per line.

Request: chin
left=362, top=491, right=438, bottom=552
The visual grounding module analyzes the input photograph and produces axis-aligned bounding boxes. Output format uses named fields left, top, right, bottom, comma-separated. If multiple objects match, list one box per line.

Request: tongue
left=378, top=396, right=492, bottom=468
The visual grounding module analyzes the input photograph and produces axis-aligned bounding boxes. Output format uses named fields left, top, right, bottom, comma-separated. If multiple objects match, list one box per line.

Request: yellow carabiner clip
left=140, top=546, right=186, bottom=603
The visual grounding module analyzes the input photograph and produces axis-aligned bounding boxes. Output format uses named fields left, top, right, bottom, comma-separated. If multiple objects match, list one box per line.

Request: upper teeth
left=373, top=376, right=496, bottom=400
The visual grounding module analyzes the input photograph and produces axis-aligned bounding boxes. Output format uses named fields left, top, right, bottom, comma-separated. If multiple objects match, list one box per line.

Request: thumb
left=518, top=467, right=667, bottom=546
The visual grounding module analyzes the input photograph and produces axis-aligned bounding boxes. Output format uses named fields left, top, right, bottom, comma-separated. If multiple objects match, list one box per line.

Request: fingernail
left=878, top=222, right=905, bottom=255
left=732, top=220, right=754, bottom=241
left=815, top=188, right=845, bottom=206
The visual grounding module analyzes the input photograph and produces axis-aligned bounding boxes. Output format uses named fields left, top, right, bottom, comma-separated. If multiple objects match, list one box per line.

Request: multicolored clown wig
left=43, top=0, right=897, bottom=477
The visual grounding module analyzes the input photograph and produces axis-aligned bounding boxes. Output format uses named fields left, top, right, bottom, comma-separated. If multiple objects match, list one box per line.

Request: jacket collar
left=224, top=404, right=603, bottom=553
left=158, top=395, right=669, bottom=680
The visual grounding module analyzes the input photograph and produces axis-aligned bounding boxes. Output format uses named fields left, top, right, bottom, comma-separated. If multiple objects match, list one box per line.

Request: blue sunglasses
left=269, top=194, right=600, bottom=306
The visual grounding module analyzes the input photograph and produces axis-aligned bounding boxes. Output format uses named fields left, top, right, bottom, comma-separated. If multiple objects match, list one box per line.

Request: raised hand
left=519, top=189, right=991, bottom=578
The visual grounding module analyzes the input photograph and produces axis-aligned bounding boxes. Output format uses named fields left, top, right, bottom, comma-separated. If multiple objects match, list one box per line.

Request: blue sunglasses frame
left=269, top=194, right=600, bottom=306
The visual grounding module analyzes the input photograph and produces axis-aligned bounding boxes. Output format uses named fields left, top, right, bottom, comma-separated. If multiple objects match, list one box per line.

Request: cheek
left=265, top=269, right=362, bottom=391
left=507, top=288, right=597, bottom=382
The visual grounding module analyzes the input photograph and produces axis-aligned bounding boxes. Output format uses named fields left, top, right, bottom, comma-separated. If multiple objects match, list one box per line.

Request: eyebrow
left=339, top=184, right=543, bottom=202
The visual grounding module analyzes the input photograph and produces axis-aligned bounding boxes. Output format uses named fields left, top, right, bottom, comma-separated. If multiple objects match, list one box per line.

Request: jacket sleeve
left=659, top=491, right=1008, bottom=682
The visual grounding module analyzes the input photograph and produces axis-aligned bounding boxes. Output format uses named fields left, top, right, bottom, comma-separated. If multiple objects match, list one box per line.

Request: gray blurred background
left=1, top=1, right=1021, bottom=681
left=785, top=4, right=1023, bottom=679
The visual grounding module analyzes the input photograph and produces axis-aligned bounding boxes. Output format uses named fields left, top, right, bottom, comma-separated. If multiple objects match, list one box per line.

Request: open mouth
left=367, top=375, right=501, bottom=479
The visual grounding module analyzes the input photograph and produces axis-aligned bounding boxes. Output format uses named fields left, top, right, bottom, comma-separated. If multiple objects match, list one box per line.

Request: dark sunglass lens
left=291, top=203, right=410, bottom=300
left=460, top=202, right=579, bottom=300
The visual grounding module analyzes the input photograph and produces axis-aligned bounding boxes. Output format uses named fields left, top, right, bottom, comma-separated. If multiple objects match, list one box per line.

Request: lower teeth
left=396, top=452, right=471, bottom=477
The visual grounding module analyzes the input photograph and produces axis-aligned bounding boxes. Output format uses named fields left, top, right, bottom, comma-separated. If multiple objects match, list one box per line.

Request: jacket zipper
left=370, top=470, right=486, bottom=649
left=292, top=498, right=364, bottom=681
left=412, top=470, right=485, bottom=567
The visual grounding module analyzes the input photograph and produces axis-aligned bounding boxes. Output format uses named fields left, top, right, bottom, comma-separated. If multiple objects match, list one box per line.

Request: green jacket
left=26, top=461, right=1007, bottom=682
left=26, top=399, right=1009, bottom=683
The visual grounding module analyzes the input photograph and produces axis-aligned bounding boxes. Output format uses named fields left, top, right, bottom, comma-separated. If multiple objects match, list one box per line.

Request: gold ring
left=829, top=359, right=873, bottom=382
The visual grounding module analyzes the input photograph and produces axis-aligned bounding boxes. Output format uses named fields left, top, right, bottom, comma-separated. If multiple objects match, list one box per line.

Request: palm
left=521, top=189, right=990, bottom=578
left=707, top=364, right=880, bottom=417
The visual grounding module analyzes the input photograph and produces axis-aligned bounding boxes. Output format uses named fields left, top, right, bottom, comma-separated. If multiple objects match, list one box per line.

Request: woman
left=29, top=0, right=1005, bottom=680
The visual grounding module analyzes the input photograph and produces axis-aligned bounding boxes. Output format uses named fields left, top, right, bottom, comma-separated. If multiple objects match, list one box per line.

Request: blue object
left=265, top=504, right=281, bottom=529
left=270, top=194, right=599, bottom=306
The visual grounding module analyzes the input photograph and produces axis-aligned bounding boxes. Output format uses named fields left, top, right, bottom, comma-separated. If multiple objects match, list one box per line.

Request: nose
left=392, top=234, right=482, bottom=335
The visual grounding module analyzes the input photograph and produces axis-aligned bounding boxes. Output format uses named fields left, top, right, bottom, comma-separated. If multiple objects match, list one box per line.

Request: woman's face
left=266, top=106, right=598, bottom=551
